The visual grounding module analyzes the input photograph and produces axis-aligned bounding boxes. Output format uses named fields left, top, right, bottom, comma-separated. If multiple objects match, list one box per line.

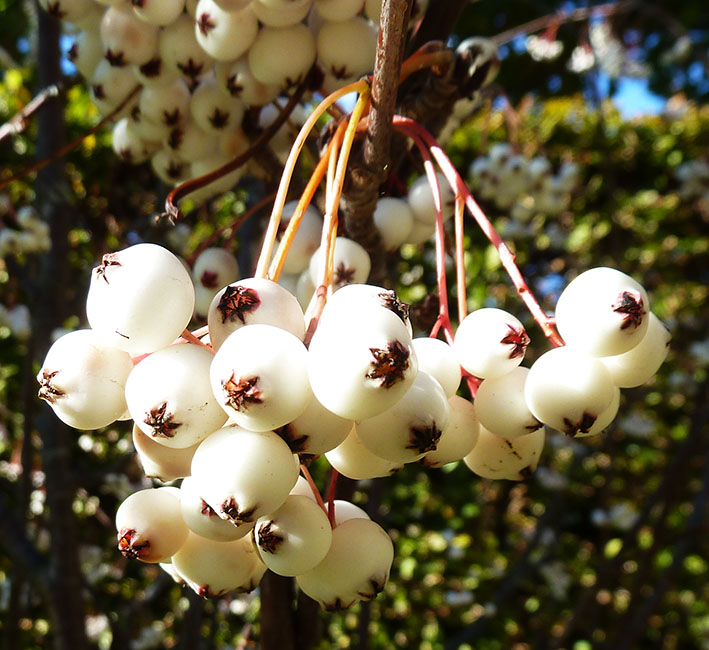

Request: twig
left=299, top=464, right=328, bottom=520
left=0, top=85, right=141, bottom=191
left=0, top=83, right=64, bottom=144
left=491, top=0, right=638, bottom=46
left=341, top=0, right=411, bottom=284
left=394, top=117, right=564, bottom=346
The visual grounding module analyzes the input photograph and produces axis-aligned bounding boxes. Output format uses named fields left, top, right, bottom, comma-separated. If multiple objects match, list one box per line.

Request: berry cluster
left=468, top=143, right=580, bottom=221
left=41, top=0, right=427, bottom=198
left=37, top=234, right=669, bottom=607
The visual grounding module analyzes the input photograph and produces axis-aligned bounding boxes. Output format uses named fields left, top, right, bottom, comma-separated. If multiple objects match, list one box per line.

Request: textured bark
left=341, top=0, right=412, bottom=285
left=33, top=6, right=88, bottom=650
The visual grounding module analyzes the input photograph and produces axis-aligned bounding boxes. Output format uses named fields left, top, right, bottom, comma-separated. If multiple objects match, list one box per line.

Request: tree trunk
left=33, top=5, right=88, bottom=650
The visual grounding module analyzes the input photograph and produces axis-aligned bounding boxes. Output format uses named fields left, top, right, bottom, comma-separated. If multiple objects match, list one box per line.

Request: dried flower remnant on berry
left=178, top=59, right=205, bottom=79
left=379, top=291, right=410, bottom=326
left=37, top=369, right=65, bottom=403
left=217, top=285, right=260, bottom=324
left=200, top=270, right=219, bottom=288
left=221, top=374, right=262, bottom=411
left=197, top=12, right=216, bottom=36
left=500, top=324, right=530, bottom=359
left=208, top=109, right=230, bottom=130
left=200, top=499, right=217, bottom=517
left=366, top=341, right=410, bottom=388
left=221, top=497, right=257, bottom=524
left=117, top=528, right=150, bottom=560
left=357, top=576, right=386, bottom=601
left=562, top=411, right=597, bottom=437
left=333, top=262, right=356, bottom=288
left=324, top=597, right=357, bottom=612
left=257, top=520, right=284, bottom=554
left=613, top=291, right=646, bottom=330
left=104, top=50, right=127, bottom=67
left=406, top=422, right=442, bottom=454
left=144, top=402, right=182, bottom=438
left=95, top=252, right=121, bottom=284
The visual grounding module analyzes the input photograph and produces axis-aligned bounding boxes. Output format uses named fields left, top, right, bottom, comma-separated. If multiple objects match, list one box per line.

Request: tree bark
left=33, top=5, right=88, bottom=650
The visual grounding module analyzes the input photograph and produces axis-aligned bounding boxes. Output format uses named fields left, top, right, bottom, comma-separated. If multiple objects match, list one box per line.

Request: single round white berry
left=372, top=197, right=415, bottom=250
left=474, top=366, right=543, bottom=439
left=115, top=488, right=189, bottom=563
left=126, top=343, right=228, bottom=448
left=422, top=395, right=479, bottom=468
left=407, top=172, right=455, bottom=225
left=325, top=427, right=402, bottom=480
left=253, top=495, right=332, bottom=576
left=210, top=324, right=312, bottom=431
left=86, top=243, right=195, bottom=355
left=37, top=329, right=133, bottom=430
left=356, top=371, right=451, bottom=464
left=296, top=518, right=393, bottom=610
left=524, top=346, right=615, bottom=437
left=555, top=267, right=650, bottom=357
left=453, top=308, right=530, bottom=379
left=207, top=277, right=306, bottom=350
left=248, top=24, right=316, bottom=89
left=132, top=423, right=199, bottom=482
left=599, top=312, right=670, bottom=387
left=412, top=337, right=461, bottom=398
left=463, top=426, right=545, bottom=480
left=194, top=0, right=259, bottom=61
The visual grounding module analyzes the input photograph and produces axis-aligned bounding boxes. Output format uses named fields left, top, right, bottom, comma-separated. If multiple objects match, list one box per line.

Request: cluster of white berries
left=41, top=0, right=427, bottom=198
left=468, top=143, right=581, bottom=221
left=0, top=204, right=52, bottom=259
left=36, top=239, right=668, bottom=606
left=675, top=159, right=709, bottom=201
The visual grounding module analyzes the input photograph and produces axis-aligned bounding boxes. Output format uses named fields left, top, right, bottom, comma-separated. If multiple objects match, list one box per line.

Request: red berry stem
left=394, top=117, right=564, bottom=348
left=299, top=463, right=329, bottom=524
left=326, top=469, right=339, bottom=529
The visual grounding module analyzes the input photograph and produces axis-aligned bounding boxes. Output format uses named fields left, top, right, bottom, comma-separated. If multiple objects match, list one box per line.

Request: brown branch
left=162, top=71, right=314, bottom=223
left=491, top=0, right=639, bottom=46
left=341, top=0, right=411, bottom=284
left=0, top=84, right=141, bottom=192
left=0, top=82, right=64, bottom=144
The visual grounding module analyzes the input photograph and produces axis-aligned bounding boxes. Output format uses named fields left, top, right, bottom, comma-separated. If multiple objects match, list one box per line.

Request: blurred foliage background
left=0, top=1, right=707, bottom=649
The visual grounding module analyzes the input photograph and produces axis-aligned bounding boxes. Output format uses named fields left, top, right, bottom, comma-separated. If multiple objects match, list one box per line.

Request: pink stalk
left=404, top=128, right=455, bottom=345
left=300, top=464, right=330, bottom=524
left=454, top=195, right=468, bottom=322
left=326, top=469, right=339, bottom=529
left=394, top=117, right=564, bottom=347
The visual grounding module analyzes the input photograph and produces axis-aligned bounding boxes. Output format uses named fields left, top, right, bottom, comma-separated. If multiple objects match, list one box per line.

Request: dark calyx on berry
left=221, top=374, right=262, bottom=411
left=500, top=324, right=530, bottom=359
left=117, top=528, right=150, bottom=560
left=217, top=285, right=260, bottom=324
left=144, top=402, right=182, bottom=438
left=406, top=422, right=441, bottom=454
left=562, top=411, right=597, bottom=437
left=220, top=497, right=257, bottom=525
left=613, top=291, right=646, bottom=330
left=37, top=369, right=65, bottom=403
left=257, top=520, right=284, bottom=554
left=366, top=341, right=410, bottom=388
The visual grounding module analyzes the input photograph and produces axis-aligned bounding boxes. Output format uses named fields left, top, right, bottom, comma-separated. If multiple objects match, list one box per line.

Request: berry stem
left=394, top=117, right=564, bottom=347
left=186, top=192, right=276, bottom=267
left=163, top=73, right=311, bottom=224
left=405, top=128, right=455, bottom=344
left=254, top=79, right=370, bottom=279
left=454, top=195, right=468, bottom=322
left=299, top=463, right=329, bottom=523
left=177, top=328, right=213, bottom=353
left=0, top=85, right=141, bottom=191
left=326, top=469, right=339, bottom=529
